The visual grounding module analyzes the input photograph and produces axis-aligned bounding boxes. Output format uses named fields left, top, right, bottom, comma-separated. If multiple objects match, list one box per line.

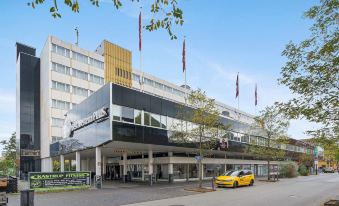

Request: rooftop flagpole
left=255, top=83, right=258, bottom=116
left=183, top=36, right=187, bottom=104
left=139, top=7, right=143, bottom=92
left=236, top=72, right=240, bottom=134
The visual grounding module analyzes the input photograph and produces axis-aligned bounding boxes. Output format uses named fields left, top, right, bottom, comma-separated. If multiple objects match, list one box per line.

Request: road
left=124, top=173, right=339, bottom=206
left=8, top=173, right=339, bottom=206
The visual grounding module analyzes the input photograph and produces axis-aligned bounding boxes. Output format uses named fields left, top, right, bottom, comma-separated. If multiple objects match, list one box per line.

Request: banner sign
left=29, top=171, right=91, bottom=189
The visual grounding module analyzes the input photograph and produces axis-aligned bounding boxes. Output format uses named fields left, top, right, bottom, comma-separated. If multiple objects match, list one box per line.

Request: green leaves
left=27, top=0, right=184, bottom=40
left=278, top=0, right=339, bottom=140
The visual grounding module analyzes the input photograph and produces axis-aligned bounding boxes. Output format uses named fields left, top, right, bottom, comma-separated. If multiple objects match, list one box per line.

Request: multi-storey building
left=17, top=36, right=314, bottom=181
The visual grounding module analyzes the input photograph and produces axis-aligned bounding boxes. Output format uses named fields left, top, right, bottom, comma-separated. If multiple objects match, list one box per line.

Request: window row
left=51, top=117, right=64, bottom=127
left=52, top=62, right=104, bottom=85
left=52, top=44, right=70, bottom=58
left=51, top=81, right=94, bottom=97
left=51, top=44, right=104, bottom=69
left=52, top=99, right=71, bottom=110
left=115, top=68, right=131, bottom=80
left=111, top=104, right=312, bottom=154
left=132, top=74, right=185, bottom=97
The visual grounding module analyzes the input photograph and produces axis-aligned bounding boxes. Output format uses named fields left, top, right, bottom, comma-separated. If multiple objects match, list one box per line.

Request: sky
left=0, top=0, right=322, bottom=150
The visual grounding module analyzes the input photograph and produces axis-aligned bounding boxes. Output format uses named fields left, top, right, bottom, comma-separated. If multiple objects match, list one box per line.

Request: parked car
left=323, top=168, right=335, bottom=173
left=215, top=170, right=255, bottom=188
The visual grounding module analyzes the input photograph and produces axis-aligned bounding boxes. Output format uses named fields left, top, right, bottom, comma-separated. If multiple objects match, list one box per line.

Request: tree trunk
left=267, top=160, right=271, bottom=181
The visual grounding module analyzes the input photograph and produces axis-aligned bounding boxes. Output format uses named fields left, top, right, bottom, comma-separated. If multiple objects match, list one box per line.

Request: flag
left=182, top=39, right=186, bottom=72
left=235, top=73, right=239, bottom=98
left=139, top=11, right=142, bottom=51
left=255, top=83, right=258, bottom=106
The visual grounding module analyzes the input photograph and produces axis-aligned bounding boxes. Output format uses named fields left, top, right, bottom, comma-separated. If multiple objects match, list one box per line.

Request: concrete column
left=148, top=150, right=153, bottom=185
left=186, top=164, right=189, bottom=182
left=102, top=156, right=107, bottom=179
left=224, top=164, right=227, bottom=173
left=76, top=151, right=81, bottom=172
left=95, top=147, right=102, bottom=189
left=141, top=153, right=145, bottom=181
left=123, top=152, right=128, bottom=182
left=60, top=155, right=65, bottom=172
left=168, top=152, right=173, bottom=183
left=86, top=159, right=90, bottom=171
left=81, top=160, right=87, bottom=171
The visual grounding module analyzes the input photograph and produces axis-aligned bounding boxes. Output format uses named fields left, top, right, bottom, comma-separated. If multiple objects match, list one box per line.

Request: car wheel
left=233, top=181, right=238, bottom=189
left=249, top=179, right=254, bottom=186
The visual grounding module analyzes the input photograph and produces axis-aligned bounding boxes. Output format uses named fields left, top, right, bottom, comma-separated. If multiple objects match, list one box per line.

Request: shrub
left=298, top=164, right=309, bottom=176
left=279, top=163, right=297, bottom=178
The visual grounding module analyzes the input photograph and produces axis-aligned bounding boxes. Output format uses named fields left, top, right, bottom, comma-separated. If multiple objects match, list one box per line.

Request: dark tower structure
left=16, top=43, right=41, bottom=178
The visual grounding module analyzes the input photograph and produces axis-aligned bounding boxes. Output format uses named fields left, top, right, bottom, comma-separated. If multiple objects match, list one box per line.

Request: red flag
left=235, top=73, right=239, bottom=98
left=182, top=39, right=186, bottom=72
left=139, top=11, right=142, bottom=51
left=255, top=83, right=258, bottom=106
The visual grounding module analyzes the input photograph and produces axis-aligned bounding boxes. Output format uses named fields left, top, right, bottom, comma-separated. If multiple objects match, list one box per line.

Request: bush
left=298, top=164, right=309, bottom=176
left=279, top=163, right=297, bottom=178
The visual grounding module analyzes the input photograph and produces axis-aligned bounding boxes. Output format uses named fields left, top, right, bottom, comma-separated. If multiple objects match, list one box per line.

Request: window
left=112, top=105, right=122, bottom=121
left=72, top=86, right=88, bottom=97
left=144, top=78, right=154, bottom=86
left=173, top=89, right=185, bottom=97
left=89, top=57, right=104, bottom=69
left=134, top=109, right=142, bottom=124
left=51, top=118, right=64, bottom=127
left=250, top=136, right=258, bottom=145
left=151, top=113, right=161, bottom=127
left=241, top=135, right=249, bottom=143
left=52, top=136, right=62, bottom=143
left=52, top=62, right=70, bottom=75
left=160, top=115, right=167, bottom=129
left=52, top=44, right=70, bottom=58
left=132, top=74, right=140, bottom=82
left=72, top=68, right=88, bottom=80
left=164, top=85, right=173, bottom=93
left=72, top=52, right=88, bottom=64
left=154, top=81, right=163, bottom=90
left=144, top=112, right=150, bottom=126
left=121, top=106, right=134, bottom=123
left=167, top=117, right=174, bottom=130
left=89, top=74, right=104, bottom=85
left=52, top=99, right=70, bottom=110
left=52, top=81, right=70, bottom=92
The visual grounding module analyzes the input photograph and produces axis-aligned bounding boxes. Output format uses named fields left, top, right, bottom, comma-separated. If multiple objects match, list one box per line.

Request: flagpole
left=237, top=73, right=240, bottom=134
left=183, top=36, right=188, bottom=134
left=139, top=7, right=143, bottom=92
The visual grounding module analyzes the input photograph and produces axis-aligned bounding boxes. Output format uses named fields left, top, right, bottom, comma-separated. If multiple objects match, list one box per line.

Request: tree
left=1, top=132, right=17, bottom=161
left=277, top=0, right=339, bottom=140
left=172, top=89, right=230, bottom=188
left=249, top=106, right=290, bottom=180
left=27, top=0, right=184, bottom=40
left=0, top=132, right=17, bottom=176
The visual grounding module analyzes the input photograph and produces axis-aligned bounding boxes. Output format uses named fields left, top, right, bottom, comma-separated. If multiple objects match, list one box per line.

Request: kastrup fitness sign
left=29, top=171, right=91, bottom=189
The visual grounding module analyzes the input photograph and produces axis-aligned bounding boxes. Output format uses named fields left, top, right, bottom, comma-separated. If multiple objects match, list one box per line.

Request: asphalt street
left=124, top=173, right=339, bottom=206
left=7, top=173, right=339, bottom=206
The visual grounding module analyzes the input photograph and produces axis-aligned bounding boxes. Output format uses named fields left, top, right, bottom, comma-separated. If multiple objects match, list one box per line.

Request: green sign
left=29, top=171, right=91, bottom=189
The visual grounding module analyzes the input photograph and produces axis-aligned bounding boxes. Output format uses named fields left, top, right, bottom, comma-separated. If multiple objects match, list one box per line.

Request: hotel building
left=16, top=36, right=314, bottom=183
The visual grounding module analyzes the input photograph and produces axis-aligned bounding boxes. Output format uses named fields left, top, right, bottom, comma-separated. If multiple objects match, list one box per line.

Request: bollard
left=20, top=189, right=34, bottom=206
left=211, top=176, right=215, bottom=191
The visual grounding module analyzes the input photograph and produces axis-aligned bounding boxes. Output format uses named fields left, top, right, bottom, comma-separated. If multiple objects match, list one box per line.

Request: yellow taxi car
left=215, top=170, right=254, bottom=188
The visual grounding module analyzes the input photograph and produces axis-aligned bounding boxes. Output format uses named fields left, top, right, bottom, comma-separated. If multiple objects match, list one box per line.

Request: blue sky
left=0, top=0, right=321, bottom=148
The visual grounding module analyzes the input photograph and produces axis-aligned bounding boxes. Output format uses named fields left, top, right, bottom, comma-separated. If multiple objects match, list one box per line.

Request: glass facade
left=17, top=43, right=41, bottom=177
